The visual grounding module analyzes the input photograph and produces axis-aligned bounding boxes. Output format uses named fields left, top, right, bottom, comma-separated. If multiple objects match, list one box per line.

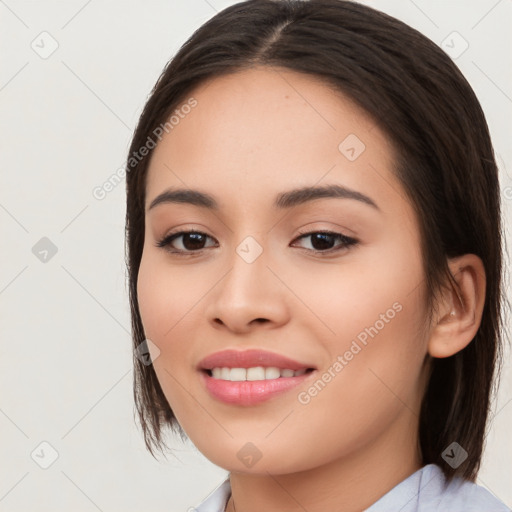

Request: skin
left=136, top=67, right=486, bottom=511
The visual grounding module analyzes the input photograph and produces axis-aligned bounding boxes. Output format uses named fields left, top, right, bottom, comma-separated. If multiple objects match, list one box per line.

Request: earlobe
left=427, top=254, right=486, bottom=358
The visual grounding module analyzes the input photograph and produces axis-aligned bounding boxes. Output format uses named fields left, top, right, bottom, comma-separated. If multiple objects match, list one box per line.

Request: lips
left=198, top=349, right=315, bottom=372
left=198, top=349, right=316, bottom=406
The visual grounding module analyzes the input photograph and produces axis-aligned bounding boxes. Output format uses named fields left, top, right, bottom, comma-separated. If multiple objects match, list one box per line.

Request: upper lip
left=198, top=349, right=316, bottom=371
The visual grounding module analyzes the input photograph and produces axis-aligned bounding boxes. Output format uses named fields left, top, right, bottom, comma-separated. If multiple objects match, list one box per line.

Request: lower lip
left=201, top=370, right=314, bottom=406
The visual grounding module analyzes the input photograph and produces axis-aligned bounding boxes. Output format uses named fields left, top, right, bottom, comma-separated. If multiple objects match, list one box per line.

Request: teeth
left=229, top=368, right=247, bottom=382
left=247, top=367, right=265, bottom=381
left=265, top=367, right=280, bottom=379
left=209, top=366, right=309, bottom=381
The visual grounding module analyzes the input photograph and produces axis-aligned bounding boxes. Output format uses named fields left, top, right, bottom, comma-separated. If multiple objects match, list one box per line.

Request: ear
left=427, top=254, right=486, bottom=358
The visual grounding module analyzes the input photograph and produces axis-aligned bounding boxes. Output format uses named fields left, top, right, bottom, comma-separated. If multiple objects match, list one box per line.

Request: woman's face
left=137, top=67, right=430, bottom=474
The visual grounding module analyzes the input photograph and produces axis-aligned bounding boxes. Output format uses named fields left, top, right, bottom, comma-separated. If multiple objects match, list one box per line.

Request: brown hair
left=125, top=0, right=507, bottom=482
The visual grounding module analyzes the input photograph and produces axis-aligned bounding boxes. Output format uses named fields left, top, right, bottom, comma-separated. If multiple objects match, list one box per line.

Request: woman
left=125, top=1, right=510, bottom=510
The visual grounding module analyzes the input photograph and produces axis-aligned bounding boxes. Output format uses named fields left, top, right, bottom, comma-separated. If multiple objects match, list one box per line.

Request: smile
left=208, top=366, right=310, bottom=381
left=198, top=349, right=317, bottom=406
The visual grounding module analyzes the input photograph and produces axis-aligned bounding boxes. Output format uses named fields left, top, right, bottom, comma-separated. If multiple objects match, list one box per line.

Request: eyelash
left=155, top=229, right=358, bottom=256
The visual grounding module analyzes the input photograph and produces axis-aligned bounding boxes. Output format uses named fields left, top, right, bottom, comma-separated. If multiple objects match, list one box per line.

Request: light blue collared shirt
left=193, top=464, right=510, bottom=511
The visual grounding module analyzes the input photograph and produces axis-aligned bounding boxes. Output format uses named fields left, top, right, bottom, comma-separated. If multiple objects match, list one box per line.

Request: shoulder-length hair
left=125, top=0, right=507, bottom=483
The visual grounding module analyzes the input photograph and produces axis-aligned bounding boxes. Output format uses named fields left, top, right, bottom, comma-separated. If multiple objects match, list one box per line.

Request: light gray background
left=1, top=1, right=511, bottom=511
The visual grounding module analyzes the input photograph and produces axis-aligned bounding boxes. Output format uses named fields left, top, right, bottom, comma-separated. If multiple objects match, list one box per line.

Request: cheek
left=324, top=243, right=429, bottom=399
left=278, top=233, right=425, bottom=350
left=136, top=250, right=209, bottom=344
left=136, top=255, right=189, bottom=425
left=136, top=250, right=214, bottom=411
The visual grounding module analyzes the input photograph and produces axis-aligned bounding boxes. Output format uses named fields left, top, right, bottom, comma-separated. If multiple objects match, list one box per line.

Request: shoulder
left=433, top=466, right=510, bottom=512
left=192, top=478, right=231, bottom=512
left=366, top=464, right=510, bottom=512
left=190, top=466, right=510, bottom=512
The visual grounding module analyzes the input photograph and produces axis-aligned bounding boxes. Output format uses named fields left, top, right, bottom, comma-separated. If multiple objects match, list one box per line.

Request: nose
left=205, top=246, right=290, bottom=334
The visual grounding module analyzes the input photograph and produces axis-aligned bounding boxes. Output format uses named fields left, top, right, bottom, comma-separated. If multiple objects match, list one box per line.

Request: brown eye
left=156, top=231, right=217, bottom=253
left=292, top=231, right=358, bottom=253
left=179, top=232, right=208, bottom=250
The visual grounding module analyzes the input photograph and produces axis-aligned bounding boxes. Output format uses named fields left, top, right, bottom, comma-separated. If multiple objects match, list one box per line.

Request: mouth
left=198, top=349, right=317, bottom=406
left=204, top=366, right=315, bottom=381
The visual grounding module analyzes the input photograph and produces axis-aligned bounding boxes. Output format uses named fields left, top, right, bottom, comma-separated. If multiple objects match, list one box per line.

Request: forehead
left=145, top=66, right=403, bottom=215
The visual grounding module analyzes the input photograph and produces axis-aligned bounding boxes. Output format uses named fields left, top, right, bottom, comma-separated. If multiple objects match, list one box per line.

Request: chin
left=188, top=436, right=319, bottom=475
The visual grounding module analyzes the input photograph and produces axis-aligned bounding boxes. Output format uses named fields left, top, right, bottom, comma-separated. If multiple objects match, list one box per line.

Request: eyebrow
left=147, top=184, right=380, bottom=212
